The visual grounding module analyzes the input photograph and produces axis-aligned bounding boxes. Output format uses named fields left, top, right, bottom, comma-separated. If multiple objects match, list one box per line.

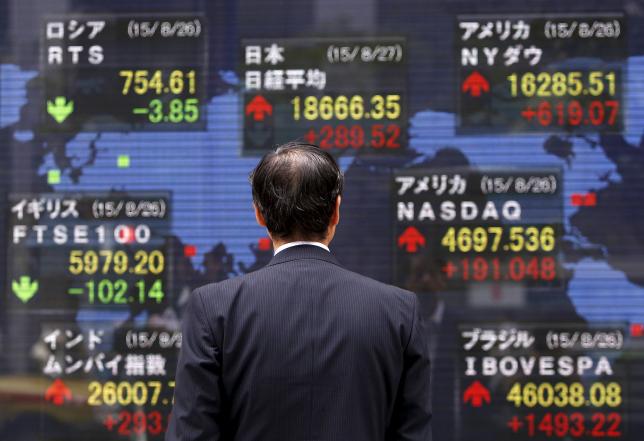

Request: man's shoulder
left=193, top=272, right=248, bottom=299
left=195, top=259, right=417, bottom=314
left=336, top=264, right=415, bottom=299
left=338, top=266, right=419, bottom=316
left=192, top=266, right=276, bottom=303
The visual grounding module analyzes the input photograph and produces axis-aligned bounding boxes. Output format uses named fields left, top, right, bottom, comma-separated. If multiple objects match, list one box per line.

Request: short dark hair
left=250, top=142, right=344, bottom=240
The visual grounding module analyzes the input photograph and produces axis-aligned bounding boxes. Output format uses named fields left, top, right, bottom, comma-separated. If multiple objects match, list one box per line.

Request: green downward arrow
left=12, top=276, right=39, bottom=303
left=47, top=97, right=74, bottom=123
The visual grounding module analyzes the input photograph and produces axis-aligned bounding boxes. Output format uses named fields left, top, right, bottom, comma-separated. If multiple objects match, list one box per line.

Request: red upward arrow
left=245, top=95, right=273, bottom=121
left=45, top=378, right=72, bottom=406
left=463, top=380, right=490, bottom=407
left=462, top=71, right=490, bottom=97
left=397, top=226, right=426, bottom=253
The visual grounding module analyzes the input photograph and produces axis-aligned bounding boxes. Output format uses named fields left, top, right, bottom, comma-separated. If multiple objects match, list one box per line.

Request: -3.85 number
left=145, top=98, right=199, bottom=123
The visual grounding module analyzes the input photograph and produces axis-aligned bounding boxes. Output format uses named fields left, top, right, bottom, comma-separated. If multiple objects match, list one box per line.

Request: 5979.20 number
left=69, top=249, right=164, bottom=275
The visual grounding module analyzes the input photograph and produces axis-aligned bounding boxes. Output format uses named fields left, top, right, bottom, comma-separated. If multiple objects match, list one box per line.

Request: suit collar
left=266, top=244, right=341, bottom=267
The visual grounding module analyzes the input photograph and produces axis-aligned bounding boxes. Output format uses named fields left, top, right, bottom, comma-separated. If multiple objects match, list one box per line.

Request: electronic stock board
left=0, top=2, right=642, bottom=441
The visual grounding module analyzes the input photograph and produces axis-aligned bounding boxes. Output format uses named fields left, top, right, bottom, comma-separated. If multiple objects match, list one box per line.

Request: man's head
left=250, top=142, right=344, bottom=244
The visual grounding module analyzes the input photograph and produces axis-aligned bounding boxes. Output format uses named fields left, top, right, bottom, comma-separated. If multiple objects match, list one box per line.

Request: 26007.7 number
left=87, top=381, right=174, bottom=406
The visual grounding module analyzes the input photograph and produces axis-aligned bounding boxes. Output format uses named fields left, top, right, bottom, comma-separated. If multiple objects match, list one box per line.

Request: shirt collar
left=274, top=241, right=330, bottom=256
left=266, top=243, right=340, bottom=268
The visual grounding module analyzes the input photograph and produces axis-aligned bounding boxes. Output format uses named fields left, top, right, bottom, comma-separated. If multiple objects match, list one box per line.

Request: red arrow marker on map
left=397, top=226, right=426, bottom=253
left=258, top=237, right=272, bottom=251
left=570, top=192, right=596, bottom=207
left=184, top=245, right=197, bottom=257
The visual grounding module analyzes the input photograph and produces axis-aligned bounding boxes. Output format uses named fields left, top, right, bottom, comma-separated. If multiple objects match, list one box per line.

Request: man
left=167, top=142, right=432, bottom=441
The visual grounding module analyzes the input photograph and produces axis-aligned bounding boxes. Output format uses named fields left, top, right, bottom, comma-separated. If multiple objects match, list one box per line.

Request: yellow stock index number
left=119, top=69, right=197, bottom=95
left=440, top=226, right=555, bottom=253
left=506, top=382, right=622, bottom=408
left=68, top=249, right=164, bottom=275
left=291, top=94, right=401, bottom=121
left=88, top=381, right=174, bottom=407
left=507, top=71, right=616, bottom=98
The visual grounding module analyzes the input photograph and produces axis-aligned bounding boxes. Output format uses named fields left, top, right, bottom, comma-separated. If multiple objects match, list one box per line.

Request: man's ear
left=253, top=203, right=267, bottom=227
left=330, top=195, right=341, bottom=227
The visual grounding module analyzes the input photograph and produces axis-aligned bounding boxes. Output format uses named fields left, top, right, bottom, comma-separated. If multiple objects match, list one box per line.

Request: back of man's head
left=250, top=142, right=344, bottom=240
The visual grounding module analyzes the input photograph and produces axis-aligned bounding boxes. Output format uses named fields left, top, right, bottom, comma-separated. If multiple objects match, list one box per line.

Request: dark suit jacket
left=167, top=245, right=432, bottom=441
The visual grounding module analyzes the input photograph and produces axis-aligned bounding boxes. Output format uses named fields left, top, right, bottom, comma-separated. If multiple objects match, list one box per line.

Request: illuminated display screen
left=457, top=13, right=626, bottom=133
left=41, top=15, right=207, bottom=131
left=459, top=323, right=629, bottom=441
left=241, top=37, right=407, bottom=154
left=393, top=168, right=563, bottom=290
left=1, top=1, right=643, bottom=441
